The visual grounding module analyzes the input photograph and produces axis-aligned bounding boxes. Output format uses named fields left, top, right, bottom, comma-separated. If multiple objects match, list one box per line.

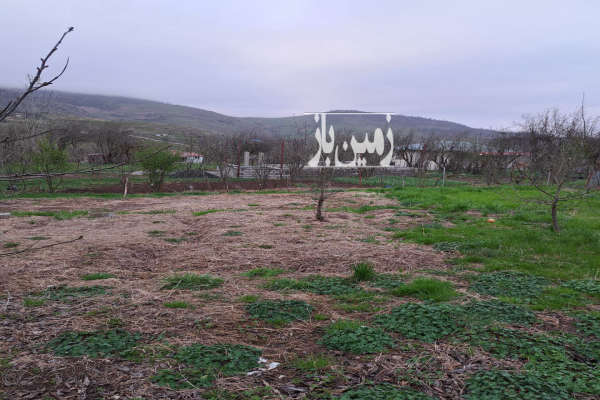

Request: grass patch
left=11, top=210, right=88, bottom=220
left=138, top=209, right=176, bottom=214
left=388, top=184, right=600, bottom=280
left=32, top=285, right=108, bottom=302
left=81, top=273, right=115, bottom=281
left=292, top=354, right=333, bottom=372
left=390, top=278, right=458, bottom=302
left=164, top=301, right=192, bottom=309
left=351, top=262, right=376, bottom=282
left=193, top=209, right=224, bottom=216
left=528, top=287, right=588, bottom=311
left=23, top=297, right=45, bottom=307
left=258, top=244, right=273, bottom=249
left=238, top=294, right=260, bottom=303
left=245, top=299, right=313, bottom=325
left=27, top=236, right=49, bottom=241
left=223, top=230, right=243, bottom=236
left=164, top=237, right=186, bottom=243
left=374, top=303, right=464, bottom=342
left=242, top=267, right=285, bottom=279
left=147, top=230, right=166, bottom=236
left=46, top=329, right=141, bottom=358
left=161, top=273, right=224, bottom=290
left=319, top=320, right=394, bottom=354
left=2, top=242, right=19, bottom=248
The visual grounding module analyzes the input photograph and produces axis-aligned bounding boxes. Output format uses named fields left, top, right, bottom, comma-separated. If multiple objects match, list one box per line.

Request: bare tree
left=521, top=105, right=597, bottom=232
left=313, top=167, right=336, bottom=221
left=395, top=130, right=419, bottom=168
left=204, top=135, right=235, bottom=191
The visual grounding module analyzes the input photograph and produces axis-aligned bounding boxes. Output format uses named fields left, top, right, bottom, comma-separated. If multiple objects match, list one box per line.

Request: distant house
left=180, top=152, right=204, bottom=164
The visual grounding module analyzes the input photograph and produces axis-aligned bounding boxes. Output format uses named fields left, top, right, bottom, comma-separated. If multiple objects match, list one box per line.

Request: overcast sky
left=1, top=0, right=599, bottom=129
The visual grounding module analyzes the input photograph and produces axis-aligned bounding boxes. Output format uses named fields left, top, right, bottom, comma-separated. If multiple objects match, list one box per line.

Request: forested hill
left=0, top=88, right=495, bottom=138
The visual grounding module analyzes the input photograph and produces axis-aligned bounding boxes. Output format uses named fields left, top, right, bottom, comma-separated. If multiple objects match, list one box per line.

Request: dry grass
left=0, top=190, right=466, bottom=399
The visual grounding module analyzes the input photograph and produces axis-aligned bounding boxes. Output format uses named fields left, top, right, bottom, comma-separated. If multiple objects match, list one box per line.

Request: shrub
left=246, top=299, right=313, bottom=325
left=390, top=278, right=458, bottom=302
left=137, top=147, right=180, bottom=192
left=32, top=138, right=69, bottom=192
left=319, top=320, right=394, bottom=354
left=161, top=273, right=223, bottom=290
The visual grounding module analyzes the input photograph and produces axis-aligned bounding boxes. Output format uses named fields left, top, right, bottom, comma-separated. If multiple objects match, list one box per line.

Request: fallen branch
left=0, top=235, right=83, bottom=257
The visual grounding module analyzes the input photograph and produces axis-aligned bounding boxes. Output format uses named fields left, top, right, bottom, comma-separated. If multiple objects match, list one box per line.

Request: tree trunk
left=316, top=190, right=325, bottom=221
left=551, top=199, right=560, bottom=233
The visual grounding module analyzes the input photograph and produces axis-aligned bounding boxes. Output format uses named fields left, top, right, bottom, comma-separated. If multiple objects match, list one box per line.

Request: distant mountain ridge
left=0, top=88, right=495, bottom=138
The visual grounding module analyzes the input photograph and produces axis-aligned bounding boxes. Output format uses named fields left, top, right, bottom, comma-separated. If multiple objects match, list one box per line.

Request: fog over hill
left=0, top=88, right=495, bottom=138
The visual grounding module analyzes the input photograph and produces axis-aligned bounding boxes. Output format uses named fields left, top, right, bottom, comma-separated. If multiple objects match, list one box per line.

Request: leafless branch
left=0, top=27, right=74, bottom=123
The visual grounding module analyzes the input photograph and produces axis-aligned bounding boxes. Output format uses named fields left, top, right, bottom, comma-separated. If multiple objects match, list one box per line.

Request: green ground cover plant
left=469, top=271, right=550, bottom=298
left=266, top=275, right=362, bottom=296
left=351, top=262, right=376, bottom=282
left=151, top=344, right=261, bottom=389
left=320, top=320, right=394, bottom=354
left=338, top=384, right=436, bottom=400
left=462, top=300, right=537, bottom=325
left=164, top=301, right=192, bottom=309
left=46, top=329, right=141, bottom=358
left=374, top=303, right=465, bottom=342
left=368, top=273, right=405, bottom=289
left=245, top=299, right=313, bottom=325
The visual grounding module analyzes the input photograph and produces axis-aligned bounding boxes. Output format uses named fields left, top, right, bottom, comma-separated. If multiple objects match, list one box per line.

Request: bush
left=137, top=147, right=180, bottom=192
left=161, top=273, right=223, bottom=290
left=32, top=138, right=69, bottom=193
